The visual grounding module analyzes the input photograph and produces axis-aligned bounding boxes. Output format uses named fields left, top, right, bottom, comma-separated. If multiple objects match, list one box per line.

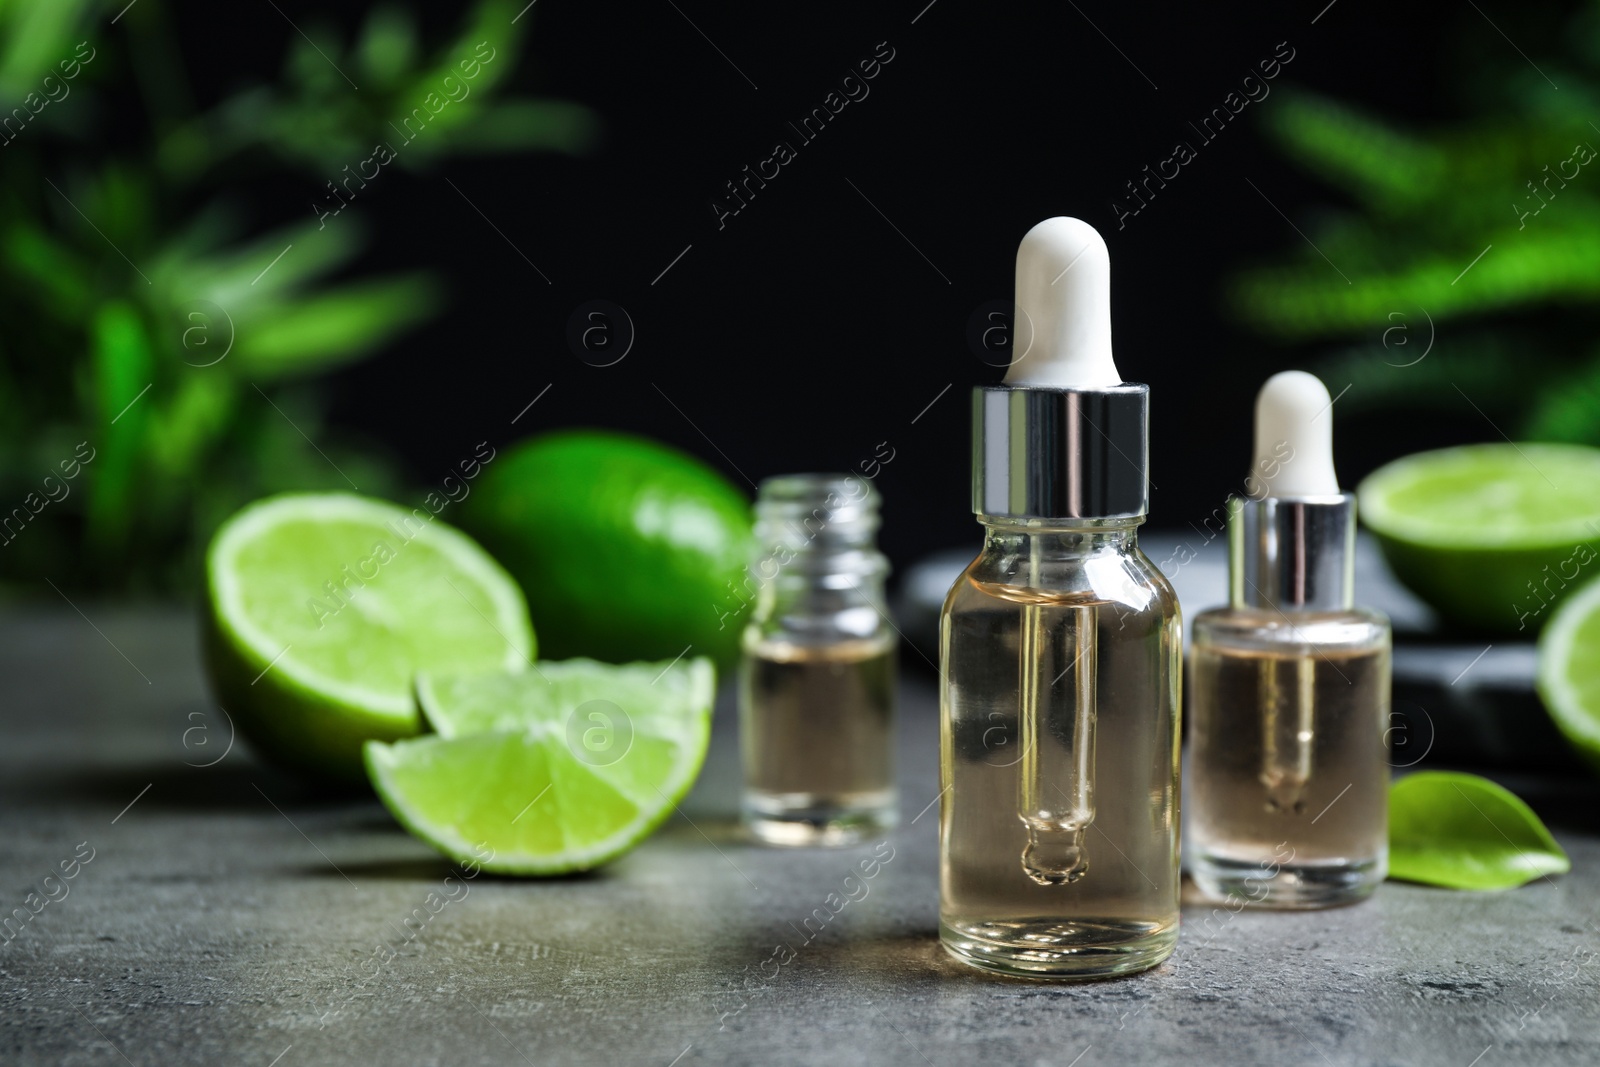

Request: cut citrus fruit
left=367, top=657, right=714, bottom=874
left=1357, top=444, right=1600, bottom=633
left=204, top=493, right=534, bottom=782
left=1537, top=575, right=1600, bottom=773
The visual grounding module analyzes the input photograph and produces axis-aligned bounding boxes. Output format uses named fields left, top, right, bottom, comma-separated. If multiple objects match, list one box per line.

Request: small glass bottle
left=940, top=218, right=1183, bottom=979
left=1189, top=371, right=1391, bottom=908
left=739, top=474, right=897, bottom=846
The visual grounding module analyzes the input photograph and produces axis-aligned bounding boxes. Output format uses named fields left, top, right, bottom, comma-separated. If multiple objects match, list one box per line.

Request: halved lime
left=366, top=657, right=714, bottom=874
left=1537, top=576, right=1600, bottom=772
left=1358, top=444, right=1600, bottom=633
left=204, top=493, right=534, bottom=782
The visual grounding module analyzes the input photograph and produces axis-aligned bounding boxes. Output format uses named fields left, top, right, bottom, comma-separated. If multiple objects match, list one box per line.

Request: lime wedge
left=1537, top=576, right=1600, bottom=772
left=1357, top=444, right=1600, bottom=632
left=417, top=656, right=714, bottom=737
left=204, top=493, right=534, bottom=782
left=367, top=657, right=714, bottom=874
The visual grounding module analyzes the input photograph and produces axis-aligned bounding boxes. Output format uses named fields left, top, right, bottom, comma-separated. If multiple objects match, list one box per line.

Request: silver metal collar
left=1229, top=493, right=1355, bottom=612
left=971, top=383, right=1149, bottom=521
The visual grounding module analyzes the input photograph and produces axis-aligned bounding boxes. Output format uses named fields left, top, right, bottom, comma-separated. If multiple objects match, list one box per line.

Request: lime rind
left=1537, top=575, right=1600, bottom=765
left=208, top=493, right=533, bottom=721
left=365, top=725, right=710, bottom=875
left=1359, top=443, right=1600, bottom=551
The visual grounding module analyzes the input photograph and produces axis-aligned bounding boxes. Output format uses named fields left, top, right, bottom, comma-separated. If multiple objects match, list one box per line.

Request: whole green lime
left=461, top=431, right=752, bottom=667
left=1358, top=443, right=1600, bottom=634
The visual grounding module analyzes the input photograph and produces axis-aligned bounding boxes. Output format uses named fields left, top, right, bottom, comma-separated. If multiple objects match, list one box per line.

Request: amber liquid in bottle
left=737, top=469, right=896, bottom=846
left=939, top=525, right=1182, bottom=979
left=741, top=635, right=897, bottom=845
left=1188, top=610, right=1390, bottom=907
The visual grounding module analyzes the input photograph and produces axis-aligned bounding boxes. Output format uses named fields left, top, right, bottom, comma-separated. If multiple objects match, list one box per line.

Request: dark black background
left=176, top=0, right=1521, bottom=572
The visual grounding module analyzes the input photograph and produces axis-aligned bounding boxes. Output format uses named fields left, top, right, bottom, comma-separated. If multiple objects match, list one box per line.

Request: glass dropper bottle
left=1188, top=371, right=1391, bottom=907
left=738, top=474, right=897, bottom=846
left=938, top=217, right=1183, bottom=979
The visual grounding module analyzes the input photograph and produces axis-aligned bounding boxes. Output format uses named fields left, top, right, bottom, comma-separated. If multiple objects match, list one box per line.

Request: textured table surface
left=4, top=607, right=1600, bottom=1067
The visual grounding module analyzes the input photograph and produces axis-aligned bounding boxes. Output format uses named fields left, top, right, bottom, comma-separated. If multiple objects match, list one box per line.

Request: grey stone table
left=4, top=608, right=1600, bottom=1067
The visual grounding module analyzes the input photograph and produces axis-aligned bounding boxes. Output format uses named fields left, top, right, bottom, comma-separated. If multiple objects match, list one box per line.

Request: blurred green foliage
left=0, top=0, right=595, bottom=593
left=1230, top=3, right=1600, bottom=446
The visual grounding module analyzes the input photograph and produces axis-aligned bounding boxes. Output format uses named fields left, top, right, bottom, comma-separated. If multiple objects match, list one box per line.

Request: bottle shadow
left=755, top=929, right=1172, bottom=988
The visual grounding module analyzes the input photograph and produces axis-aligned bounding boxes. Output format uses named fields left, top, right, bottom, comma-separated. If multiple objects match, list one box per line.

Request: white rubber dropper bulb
left=1004, top=217, right=1122, bottom=388
left=1253, top=370, right=1340, bottom=496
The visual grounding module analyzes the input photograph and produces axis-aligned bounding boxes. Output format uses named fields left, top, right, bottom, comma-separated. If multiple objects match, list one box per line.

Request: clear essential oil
left=1187, top=370, right=1392, bottom=909
left=939, top=217, right=1180, bottom=978
left=738, top=474, right=897, bottom=847
left=1188, top=611, right=1390, bottom=906
left=741, top=634, right=896, bottom=846
left=940, top=526, right=1183, bottom=978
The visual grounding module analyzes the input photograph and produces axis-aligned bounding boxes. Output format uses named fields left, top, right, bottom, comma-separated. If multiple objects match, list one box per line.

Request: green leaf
left=2, top=223, right=91, bottom=314
left=231, top=275, right=441, bottom=379
left=407, top=0, right=525, bottom=100
left=156, top=215, right=365, bottom=304
left=1231, top=214, right=1600, bottom=339
left=356, top=6, right=418, bottom=89
left=1524, top=349, right=1600, bottom=446
left=86, top=301, right=155, bottom=551
left=1388, top=772, right=1570, bottom=890
left=283, top=19, right=348, bottom=94
left=1309, top=333, right=1531, bottom=418
left=144, top=373, right=234, bottom=482
left=0, top=0, right=95, bottom=96
left=1264, top=91, right=1446, bottom=208
left=413, top=100, right=600, bottom=159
